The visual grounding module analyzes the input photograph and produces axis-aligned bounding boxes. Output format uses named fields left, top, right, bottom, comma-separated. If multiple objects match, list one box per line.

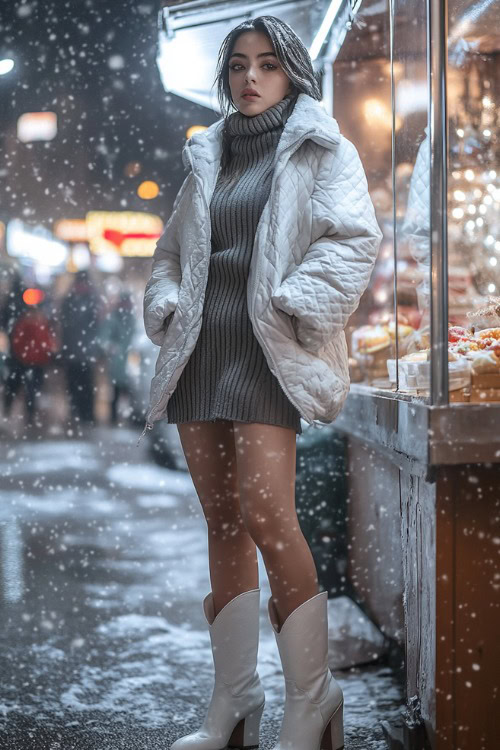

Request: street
left=0, top=426, right=403, bottom=749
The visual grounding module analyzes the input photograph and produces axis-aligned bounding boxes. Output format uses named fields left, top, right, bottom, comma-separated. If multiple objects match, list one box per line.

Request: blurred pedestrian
left=98, top=289, right=136, bottom=425
left=60, top=270, right=100, bottom=425
left=0, top=270, right=25, bottom=334
left=2, top=299, right=57, bottom=425
left=0, top=270, right=25, bottom=393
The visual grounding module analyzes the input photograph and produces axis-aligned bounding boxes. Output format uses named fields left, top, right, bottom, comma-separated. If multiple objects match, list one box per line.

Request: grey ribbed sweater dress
left=166, top=91, right=302, bottom=434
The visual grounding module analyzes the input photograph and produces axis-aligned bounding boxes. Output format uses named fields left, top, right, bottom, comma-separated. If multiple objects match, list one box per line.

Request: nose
left=245, top=65, right=257, bottom=83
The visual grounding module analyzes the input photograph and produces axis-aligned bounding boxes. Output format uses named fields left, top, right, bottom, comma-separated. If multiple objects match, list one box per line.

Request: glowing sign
left=53, top=219, right=88, bottom=242
left=17, top=112, right=58, bottom=142
left=86, top=211, right=163, bottom=257
left=6, top=218, right=68, bottom=266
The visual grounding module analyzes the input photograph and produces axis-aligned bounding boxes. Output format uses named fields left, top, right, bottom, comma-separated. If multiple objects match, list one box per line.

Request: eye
left=229, top=63, right=278, bottom=71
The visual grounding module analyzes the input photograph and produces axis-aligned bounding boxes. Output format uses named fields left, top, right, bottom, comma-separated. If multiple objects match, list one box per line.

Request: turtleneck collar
left=226, top=90, right=299, bottom=138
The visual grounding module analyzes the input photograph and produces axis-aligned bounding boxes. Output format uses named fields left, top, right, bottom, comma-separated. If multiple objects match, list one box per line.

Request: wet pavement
left=0, top=424, right=403, bottom=749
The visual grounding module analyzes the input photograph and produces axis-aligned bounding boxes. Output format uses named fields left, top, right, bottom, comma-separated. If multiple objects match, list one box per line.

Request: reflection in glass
left=333, top=4, right=395, bottom=389
left=394, top=0, right=432, bottom=397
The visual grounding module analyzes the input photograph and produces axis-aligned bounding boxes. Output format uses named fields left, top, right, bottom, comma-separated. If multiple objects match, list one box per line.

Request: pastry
left=353, top=324, right=391, bottom=354
left=477, top=327, right=500, bottom=341
left=401, top=349, right=459, bottom=362
left=351, top=325, right=393, bottom=383
left=401, top=350, right=429, bottom=362
left=448, top=325, right=475, bottom=343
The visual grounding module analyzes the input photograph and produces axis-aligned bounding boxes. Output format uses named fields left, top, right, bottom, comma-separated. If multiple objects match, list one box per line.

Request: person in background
left=60, top=270, right=100, bottom=425
left=3, top=298, right=58, bottom=426
left=0, top=270, right=25, bottom=337
left=98, top=289, right=136, bottom=425
left=0, top=271, right=24, bottom=402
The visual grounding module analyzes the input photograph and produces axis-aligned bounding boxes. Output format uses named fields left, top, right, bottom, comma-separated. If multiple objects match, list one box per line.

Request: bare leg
left=177, top=420, right=259, bottom=617
left=232, top=421, right=320, bottom=631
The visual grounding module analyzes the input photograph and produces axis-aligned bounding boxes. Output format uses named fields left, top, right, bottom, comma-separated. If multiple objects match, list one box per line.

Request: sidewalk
left=0, top=425, right=403, bottom=749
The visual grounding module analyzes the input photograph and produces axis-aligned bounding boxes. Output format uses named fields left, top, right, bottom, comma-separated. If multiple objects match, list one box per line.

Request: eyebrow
left=229, top=52, right=277, bottom=60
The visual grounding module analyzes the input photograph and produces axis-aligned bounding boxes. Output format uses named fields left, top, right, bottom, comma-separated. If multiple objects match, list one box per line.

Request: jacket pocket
left=149, top=310, right=175, bottom=347
left=272, top=305, right=298, bottom=342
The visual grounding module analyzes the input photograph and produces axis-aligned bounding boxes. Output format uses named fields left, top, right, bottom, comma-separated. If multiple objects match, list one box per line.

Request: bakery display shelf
left=335, top=382, right=500, bottom=469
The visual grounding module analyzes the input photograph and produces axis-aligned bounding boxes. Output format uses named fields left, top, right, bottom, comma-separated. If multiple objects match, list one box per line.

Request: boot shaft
left=269, top=591, right=336, bottom=704
left=204, top=587, right=261, bottom=693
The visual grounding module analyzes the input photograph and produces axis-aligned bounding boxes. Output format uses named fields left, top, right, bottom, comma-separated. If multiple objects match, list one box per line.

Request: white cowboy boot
left=268, top=591, right=344, bottom=750
left=171, top=588, right=265, bottom=750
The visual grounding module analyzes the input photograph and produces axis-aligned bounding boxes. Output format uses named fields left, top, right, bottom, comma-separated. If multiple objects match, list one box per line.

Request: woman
left=143, top=15, right=382, bottom=750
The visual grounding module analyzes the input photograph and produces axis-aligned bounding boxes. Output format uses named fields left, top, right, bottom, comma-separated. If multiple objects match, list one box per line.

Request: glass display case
left=329, top=3, right=500, bottom=748
left=332, top=0, right=499, bottom=407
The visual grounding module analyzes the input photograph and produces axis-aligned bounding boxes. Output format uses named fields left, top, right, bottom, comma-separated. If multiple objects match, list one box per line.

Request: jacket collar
left=182, top=92, right=341, bottom=172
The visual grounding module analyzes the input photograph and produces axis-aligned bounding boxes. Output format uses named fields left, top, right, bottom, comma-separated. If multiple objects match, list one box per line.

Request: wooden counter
left=333, top=384, right=500, bottom=749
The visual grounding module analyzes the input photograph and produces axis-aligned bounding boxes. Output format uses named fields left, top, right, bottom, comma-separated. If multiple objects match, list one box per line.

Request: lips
left=242, top=89, right=259, bottom=98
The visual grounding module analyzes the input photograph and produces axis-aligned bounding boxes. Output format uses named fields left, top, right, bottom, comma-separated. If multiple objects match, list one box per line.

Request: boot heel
left=320, top=700, right=344, bottom=750
left=227, top=700, right=265, bottom=749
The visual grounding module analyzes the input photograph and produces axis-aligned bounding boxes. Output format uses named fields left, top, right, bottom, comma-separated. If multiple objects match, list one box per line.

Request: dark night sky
left=0, top=0, right=219, bottom=229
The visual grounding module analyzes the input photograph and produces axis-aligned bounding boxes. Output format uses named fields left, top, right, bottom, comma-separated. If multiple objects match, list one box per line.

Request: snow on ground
left=0, top=426, right=403, bottom=748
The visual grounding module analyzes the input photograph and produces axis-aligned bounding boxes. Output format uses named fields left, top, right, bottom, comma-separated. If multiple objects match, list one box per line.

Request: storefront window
left=338, top=0, right=499, bottom=404
left=446, top=0, right=500, bottom=404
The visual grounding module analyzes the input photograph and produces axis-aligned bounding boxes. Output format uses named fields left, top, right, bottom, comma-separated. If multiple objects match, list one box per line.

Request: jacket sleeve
left=271, top=137, right=383, bottom=353
left=143, top=172, right=193, bottom=346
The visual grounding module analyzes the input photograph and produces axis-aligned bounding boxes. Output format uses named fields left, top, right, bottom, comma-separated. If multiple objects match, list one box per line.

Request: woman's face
left=228, top=30, right=293, bottom=116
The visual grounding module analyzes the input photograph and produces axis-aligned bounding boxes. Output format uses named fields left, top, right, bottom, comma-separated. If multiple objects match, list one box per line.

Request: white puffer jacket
left=141, top=92, right=382, bottom=439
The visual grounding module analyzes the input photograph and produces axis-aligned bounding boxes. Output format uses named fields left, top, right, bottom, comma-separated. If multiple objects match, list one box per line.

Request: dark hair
left=212, top=16, right=322, bottom=178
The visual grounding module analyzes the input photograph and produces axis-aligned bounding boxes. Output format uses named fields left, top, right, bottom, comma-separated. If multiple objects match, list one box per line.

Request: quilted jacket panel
left=142, top=92, right=383, bottom=432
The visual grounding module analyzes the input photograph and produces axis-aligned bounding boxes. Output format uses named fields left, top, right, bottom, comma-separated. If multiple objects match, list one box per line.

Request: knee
left=204, top=507, right=249, bottom=541
left=239, top=507, right=302, bottom=552
left=239, top=508, right=276, bottom=550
